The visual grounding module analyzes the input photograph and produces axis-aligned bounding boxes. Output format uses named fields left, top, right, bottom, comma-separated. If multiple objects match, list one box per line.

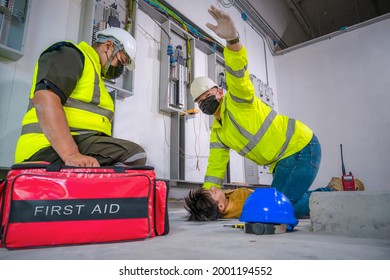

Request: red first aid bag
left=0, top=162, right=169, bottom=249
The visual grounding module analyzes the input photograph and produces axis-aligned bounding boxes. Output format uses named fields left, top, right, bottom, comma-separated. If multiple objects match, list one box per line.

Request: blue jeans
left=271, top=134, right=332, bottom=218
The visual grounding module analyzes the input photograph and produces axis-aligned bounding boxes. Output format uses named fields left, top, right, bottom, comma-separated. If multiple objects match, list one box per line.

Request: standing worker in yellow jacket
left=186, top=6, right=333, bottom=220
left=15, top=28, right=146, bottom=167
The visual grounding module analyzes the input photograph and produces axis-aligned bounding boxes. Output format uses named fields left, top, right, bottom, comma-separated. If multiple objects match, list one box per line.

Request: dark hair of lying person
left=184, top=187, right=222, bottom=221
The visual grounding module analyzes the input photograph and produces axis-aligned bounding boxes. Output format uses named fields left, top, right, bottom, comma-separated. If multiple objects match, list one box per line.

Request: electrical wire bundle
left=143, top=0, right=224, bottom=49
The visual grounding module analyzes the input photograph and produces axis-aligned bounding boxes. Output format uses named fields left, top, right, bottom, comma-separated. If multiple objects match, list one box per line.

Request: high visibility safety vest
left=14, top=41, right=114, bottom=163
left=203, top=46, right=313, bottom=189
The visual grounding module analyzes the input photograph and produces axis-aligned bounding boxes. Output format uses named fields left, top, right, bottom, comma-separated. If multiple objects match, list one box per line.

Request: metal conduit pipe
left=262, top=35, right=269, bottom=85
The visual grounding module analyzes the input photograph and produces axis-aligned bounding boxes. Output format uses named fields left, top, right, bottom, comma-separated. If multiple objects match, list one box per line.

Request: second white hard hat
left=190, top=76, right=218, bottom=101
left=96, top=27, right=136, bottom=71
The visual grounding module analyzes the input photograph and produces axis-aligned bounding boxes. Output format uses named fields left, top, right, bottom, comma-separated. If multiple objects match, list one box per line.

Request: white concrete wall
left=274, top=18, right=390, bottom=191
left=0, top=0, right=83, bottom=167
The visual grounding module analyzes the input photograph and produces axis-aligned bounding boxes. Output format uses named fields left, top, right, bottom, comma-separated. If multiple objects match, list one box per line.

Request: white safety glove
left=206, top=5, right=238, bottom=41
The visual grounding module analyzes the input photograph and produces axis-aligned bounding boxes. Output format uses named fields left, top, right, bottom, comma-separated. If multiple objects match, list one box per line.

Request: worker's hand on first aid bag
left=65, top=153, right=100, bottom=167
left=206, top=5, right=238, bottom=41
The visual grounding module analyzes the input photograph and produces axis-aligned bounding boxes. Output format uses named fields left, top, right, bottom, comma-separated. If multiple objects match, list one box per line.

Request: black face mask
left=199, top=95, right=220, bottom=115
left=103, top=61, right=124, bottom=80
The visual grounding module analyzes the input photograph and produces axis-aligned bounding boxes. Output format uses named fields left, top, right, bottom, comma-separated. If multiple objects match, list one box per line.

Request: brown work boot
left=327, top=177, right=343, bottom=191
left=327, top=177, right=365, bottom=191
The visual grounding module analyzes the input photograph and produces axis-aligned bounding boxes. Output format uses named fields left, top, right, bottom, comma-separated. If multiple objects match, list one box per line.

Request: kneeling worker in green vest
left=15, top=27, right=146, bottom=167
left=185, top=5, right=334, bottom=221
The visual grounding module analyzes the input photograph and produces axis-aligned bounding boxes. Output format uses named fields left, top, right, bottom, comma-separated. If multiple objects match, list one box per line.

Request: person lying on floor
left=184, top=177, right=365, bottom=221
left=184, top=186, right=252, bottom=221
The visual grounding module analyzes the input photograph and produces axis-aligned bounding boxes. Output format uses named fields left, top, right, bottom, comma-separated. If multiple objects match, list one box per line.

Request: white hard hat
left=190, top=76, right=218, bottom=101
left=96, top=27, right=136, bottom=71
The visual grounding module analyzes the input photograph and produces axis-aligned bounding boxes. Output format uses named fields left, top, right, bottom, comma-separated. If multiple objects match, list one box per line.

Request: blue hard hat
left=239, top=188, right=299, bottom=230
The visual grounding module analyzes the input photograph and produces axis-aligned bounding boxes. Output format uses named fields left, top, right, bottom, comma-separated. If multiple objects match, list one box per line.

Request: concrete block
left=310, top=191, right=390, bottom=239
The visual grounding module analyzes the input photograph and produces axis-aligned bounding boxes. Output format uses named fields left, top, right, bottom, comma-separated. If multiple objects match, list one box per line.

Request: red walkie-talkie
left=340, top=144, right=356, bottom=191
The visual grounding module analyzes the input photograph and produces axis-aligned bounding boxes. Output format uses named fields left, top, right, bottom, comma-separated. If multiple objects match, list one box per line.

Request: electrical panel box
left=166, top=43, right=189, bottom=110
left=159, top=20, right=194, bottom=114
left=243, top=158, right=259, bottom=185
left=207, top=53, right=225, bottom=90
left=250, top=74, right=275, bottom=107
left=0, top=0, right=29, bottom=60
left=91, top=0, right=126, bottom=44
left=79, top=0, right=136, bottom=98
left=258, top=164, right=273, bottom=185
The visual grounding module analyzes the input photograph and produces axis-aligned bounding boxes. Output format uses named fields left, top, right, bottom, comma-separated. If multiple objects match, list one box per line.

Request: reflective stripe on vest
left=21, top=123, right=96, bottom=135
left=275, top=118, right=296, bottom=161
left=223, top=97, right=296, bottom=161
left=65, top=98, right=114, bottom=121
left=238, top=110, right=277, bottom=156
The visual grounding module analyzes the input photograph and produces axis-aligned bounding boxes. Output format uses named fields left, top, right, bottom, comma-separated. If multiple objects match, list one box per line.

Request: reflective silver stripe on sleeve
left=64, top=98, right=114, bottom=121
left=274, top=118, right=296, bottom=161
left=204, top=175, right=224, bottom=185
left=238, top=110, right=277, bottom=156
left=225, top=64, right=247, bottom=78
left=215, top=132, right=229, bottom=150
left=230, top=93, right=254, bottom=103
left=210, top=142, right=229, bottom=150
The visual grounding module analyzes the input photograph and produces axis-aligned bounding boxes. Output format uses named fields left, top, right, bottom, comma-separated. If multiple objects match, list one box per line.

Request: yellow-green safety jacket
left=15, top=41, right=114, bottom=163
left=203, top=46, right=313, bottom=190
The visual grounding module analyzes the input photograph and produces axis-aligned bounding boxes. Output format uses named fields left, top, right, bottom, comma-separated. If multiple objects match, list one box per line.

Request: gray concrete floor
left=0, top=200, right=389, bottom=260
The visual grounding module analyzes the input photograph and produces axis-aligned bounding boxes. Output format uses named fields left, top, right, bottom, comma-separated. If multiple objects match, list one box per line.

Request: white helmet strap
left=102, top=41, right=120, bottom=74
left=96, top=36, right=125, bottom=54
